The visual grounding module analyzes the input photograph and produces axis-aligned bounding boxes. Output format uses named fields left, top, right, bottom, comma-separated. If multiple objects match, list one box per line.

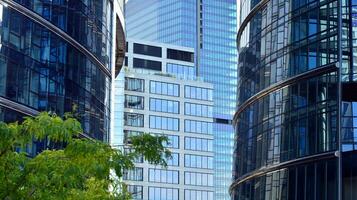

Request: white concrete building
left=112, top=40, right=215, bottom=200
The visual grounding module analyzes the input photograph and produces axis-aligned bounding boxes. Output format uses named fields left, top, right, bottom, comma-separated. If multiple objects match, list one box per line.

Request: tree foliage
left=0, top=112, right=171, bottom=199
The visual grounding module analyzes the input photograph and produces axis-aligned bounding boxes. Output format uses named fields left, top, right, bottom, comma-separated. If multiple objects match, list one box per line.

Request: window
left=185, top=154, right=213, bottom=169
left=133, top=58, right=162, bottom=71
left=184, top=172, right=213, bottom=186
left=125, top=95, right=144, bottom=109
left=167, top=63, right=195, bottom=78
left=133, top=43, right=162, bottom=57
left=149, top=187, right=179, bottom=200
left=167, top=153, right=179, bottom=166
left=185, top=190, right=214, bottom=200
left=151, top=133, right=179, bottom=149
left=167, top=49, right=194, bottom=62
left=124, top=56, right=128, bottom=66
left=150, top=98, right=179, bottom=114
left=149, top=169, right=179, bottom=184
left=150, top=81, right=179, bottom=96
left=123, top=167, right=143, bottom=181
left=185, top=103, right=213, bottom=118
left=149, top=115, right=179, bottom=131
left=124, top=112, right=144, bottom=127
left=124, top=148, right=143, bottom=163
left=124, top=130, right=143, bottom=144
left=185, top=86, right=213, bottom=101
left=125, top=77, right=144, bottom=92
left=185, top=120, right=213, bottom=135
left=128, top=185, right=143, bottom=200
left=185, top=137, right=213, bottom=152
left=166, top=135, right=180, bottom=149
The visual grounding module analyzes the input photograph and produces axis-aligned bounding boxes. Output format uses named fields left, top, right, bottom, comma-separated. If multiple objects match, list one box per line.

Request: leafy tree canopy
left=0, top=112, right=171, bottom=199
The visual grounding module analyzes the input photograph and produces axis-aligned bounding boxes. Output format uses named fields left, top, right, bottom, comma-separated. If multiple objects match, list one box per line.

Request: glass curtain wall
left=233, top=0, right=357, bottom=199
left=0, top=0, right=115, bottom=151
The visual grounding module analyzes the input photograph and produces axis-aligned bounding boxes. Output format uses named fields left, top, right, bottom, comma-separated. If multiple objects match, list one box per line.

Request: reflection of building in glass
left=112, top=40, right=214, bottom=200
left=0, top=0, right=125, bottom=155
left=125, top=1, right=238, bottom=199
left=232, top=0, right=357, bottom=199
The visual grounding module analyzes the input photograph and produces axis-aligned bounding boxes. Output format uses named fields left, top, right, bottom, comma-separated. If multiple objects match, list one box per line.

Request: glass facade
left=126, top=0, right=197, bottom=48
left=0, top=0, right=121, bottom=145
left=233, top=0, right=357, bottom=199
left=13, top=0, right=113, bottom=69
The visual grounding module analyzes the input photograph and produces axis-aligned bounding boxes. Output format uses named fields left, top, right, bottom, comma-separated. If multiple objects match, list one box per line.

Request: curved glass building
left=232, top=0, right=357, bottom=199
left=0, top=0, right=125, bottom=151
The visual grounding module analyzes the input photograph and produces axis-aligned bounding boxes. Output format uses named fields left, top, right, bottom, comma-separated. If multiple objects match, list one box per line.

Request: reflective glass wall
left=126, top=0, right=197, bottom=48
left=0, top=0, right=119, bottom=151
left=234, top=0, right=357, bottom=199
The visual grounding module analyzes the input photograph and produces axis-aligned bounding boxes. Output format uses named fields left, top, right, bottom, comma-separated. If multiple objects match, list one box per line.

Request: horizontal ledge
left=233, top=63, right=338, bottom=125
left=236, top=0, right=270, bottom=48
left=229, top=151, right=337, bottom=193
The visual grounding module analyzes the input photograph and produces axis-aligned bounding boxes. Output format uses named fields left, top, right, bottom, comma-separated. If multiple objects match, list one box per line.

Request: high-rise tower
left=125, top=1, right=238, bottom=199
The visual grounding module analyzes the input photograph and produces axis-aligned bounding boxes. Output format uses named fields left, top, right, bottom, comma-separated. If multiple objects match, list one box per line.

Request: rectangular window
left=185, top=103, right=213, bottom=118
left=185, top=120, right=213, bottom=135
left=125, top=77, right=144, bottom=92
left=167, top=153, right=179, bottom=166
left=128, top=185, right=143, bottom=200
left=146, top=133, right=180, bottom=152
left=149, top=115, right=179, bottom=131
left=184, top=154, right=213, bottom=169
left=150, top=81, right=179, bottom=97
left=124, top=130, right=143, bottom=144
left=125, top=95, right=144, bottom=109
left=124, top=56, right=128, bottom=66
left=184, top=172, right=213, bottom=186
left=123, top=167, right=143, bottom=181
left=185, top=137, right=213, bottom=152
left=185, top=190, right=214, bottom=200
left=167, top=49, right=194, bottom=62
left=133, top=43, right=162, bottom=57
left=124, top=112, right=144, bottom=127
left=124, top=148, right=143, bottom=163
left=166, top=63, right=195, bottom=78
left=151, top=133, right=179, bottom=149
left=150, top=98, right=179, bottom=114
left=149, top=187, right=179, bottom=200
left=133, top=58, right=162, bottom=71
left=149, top=169, right=179, bottom=184
left=185, top=85, right=213, bottom=101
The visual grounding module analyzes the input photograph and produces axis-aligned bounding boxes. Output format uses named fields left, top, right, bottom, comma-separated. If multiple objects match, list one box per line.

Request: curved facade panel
left=0, top=0, right=124, bottom=145
left=233, top=0, right=357, bottom=199
left=12, top=0, right=114, bottom=69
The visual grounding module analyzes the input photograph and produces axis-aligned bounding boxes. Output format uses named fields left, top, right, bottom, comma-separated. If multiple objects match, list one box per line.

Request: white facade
left=112, top=40, right=215, bottom=200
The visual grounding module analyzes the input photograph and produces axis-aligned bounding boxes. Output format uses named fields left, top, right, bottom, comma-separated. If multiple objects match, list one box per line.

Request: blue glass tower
left=125, top=1, right=237, bottom=199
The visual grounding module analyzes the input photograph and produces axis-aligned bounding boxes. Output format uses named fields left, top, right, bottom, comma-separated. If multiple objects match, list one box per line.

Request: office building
left=232, top=0, right=357, bottom=199
left=125, top=1, right=238, bottom=199
left=112, top=40, right=214, bottom=200
left=0, top=0, right=125, bottom=154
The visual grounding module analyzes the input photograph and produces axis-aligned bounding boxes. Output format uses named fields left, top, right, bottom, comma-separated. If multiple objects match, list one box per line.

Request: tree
left=0, top=112, right=171, bottom=199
